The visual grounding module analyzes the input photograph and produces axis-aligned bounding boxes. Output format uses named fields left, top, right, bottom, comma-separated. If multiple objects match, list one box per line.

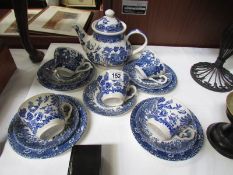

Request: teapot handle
left=126, top=29, right=148, bottom=55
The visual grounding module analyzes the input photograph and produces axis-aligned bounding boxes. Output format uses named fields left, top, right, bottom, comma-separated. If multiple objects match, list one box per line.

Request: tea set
left=8, top=9, right=205, bottom=161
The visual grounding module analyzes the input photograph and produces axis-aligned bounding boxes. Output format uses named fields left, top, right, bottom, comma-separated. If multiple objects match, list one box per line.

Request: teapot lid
left=92, top=9, right=126, bottom=35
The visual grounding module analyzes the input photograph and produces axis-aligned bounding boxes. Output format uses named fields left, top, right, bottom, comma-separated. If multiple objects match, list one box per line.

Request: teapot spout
left=73, top=24, right=90, bottom=46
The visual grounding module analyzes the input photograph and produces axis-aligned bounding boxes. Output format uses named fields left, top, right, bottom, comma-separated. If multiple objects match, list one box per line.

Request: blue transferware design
left=37, top=59, right=95, bottom=91
left=139, top=97, right=195, bottom=138
left=18, top=94, right=63, bottom=135
left=123, top=62, right=177, bottom=94
left=134, top=50, right=166, bottom=77
left=94, top=13, right=124, bottom=33
left=73, top=9, right=148, bottom=66
left=14, top=95, right=80, bottom=150
left=54, top=47, right=86, bottom=71
left=134, top=98, right=197, bottom=153
left=83, top=80, right=136, bottom=116
left=130, top=98, right=204, bottom=161
left=8, top=95, right=88, bottom=159
left=97, top=70, right=130, bottom=97
left=93, top=33, right=124, bottom=43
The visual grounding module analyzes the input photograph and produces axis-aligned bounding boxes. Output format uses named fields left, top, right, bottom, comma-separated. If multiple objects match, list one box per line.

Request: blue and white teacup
left=53, top=47, right=92, bottom=79
left=134, top=50, right=167, bottom=84
left=97, top=70, right=137, bottom=107
left=145, top=97, right=196, bottom=141
left=18, top=93, right=72, bottom=140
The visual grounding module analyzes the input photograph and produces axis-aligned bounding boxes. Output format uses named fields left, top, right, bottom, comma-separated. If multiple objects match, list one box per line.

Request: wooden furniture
left=11, top=0, right=44, bottom=63
left=0, top=40, right=16, bottom=93
left=103, top=0, right=233, bottom=47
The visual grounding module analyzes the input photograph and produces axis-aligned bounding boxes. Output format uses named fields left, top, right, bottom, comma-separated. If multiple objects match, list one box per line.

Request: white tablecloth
left=1, top=43, right=233, bottom=175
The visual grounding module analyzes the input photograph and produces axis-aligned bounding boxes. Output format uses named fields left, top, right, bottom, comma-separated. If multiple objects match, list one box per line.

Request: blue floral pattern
left=97, top=71, right=130, bottom=96
left=135, top=50, right=165, bottom=77
left=54, top=47, right=85, bottom=71
left=18, top=94, right=61, bottom=135
left=130, top=98, right=204, bottom=161
left=123, top=63, right=177, bottom=94
left=14, top=95, right=80, bottom=150
left=37, top=57, right=95, bottom=91
left=95, top=16, right=124, bottom=33
left=8, top=95, right=88, bottom=159
left=83, top=80, right=136, bottom=116
left=93, top=33, right=124, bottom=43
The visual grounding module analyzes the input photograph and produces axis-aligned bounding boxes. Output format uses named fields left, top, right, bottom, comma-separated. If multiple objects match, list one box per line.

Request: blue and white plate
left=37, top=59, right=95, bottom=91
left=8, top=95, right=88, bottom=159
left=130, top=98, right=204, bottom=161
left=13, top=95, right=80, bottom=150
left=83, top=80, right=137, bottom=116
left=123, top=62, right=177, bottom=94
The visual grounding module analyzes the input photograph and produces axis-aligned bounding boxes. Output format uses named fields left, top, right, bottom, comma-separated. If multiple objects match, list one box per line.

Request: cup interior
left=37, top=119, right=65, bottom=140
left=101, top=92, right=124, bottom=107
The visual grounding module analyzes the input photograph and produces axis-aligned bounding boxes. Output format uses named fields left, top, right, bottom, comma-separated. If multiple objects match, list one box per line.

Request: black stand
left=207, top=92, right=233, bottom=159
left=11, top=0, right=44, bottom=63
left=190, top=24, right=233, bottom=92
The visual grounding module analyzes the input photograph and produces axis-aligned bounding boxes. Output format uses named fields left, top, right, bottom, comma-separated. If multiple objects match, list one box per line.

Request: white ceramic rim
left=18, top=93, right=56, bottom=114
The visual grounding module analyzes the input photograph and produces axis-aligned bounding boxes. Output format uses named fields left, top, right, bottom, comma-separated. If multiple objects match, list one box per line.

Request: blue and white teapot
left=74, top=9, right=148, bottom=66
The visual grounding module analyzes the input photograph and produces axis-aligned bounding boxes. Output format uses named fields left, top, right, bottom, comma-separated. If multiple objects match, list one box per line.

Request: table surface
left=1, top=44, right=233, bottom=175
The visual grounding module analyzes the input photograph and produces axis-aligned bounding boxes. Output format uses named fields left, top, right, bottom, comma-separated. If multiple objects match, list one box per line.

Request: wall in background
left=103, top=0, right=233, bottom=47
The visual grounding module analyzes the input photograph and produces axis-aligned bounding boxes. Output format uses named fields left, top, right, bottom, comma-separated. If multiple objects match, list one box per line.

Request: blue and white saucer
left=130, top=98, right=204, bottom=161
left=83, top=80, right=137, bottom=116
left=13, top=95, right=80, bottom=150
left=37, top=59, right=95, bottom=91
left=8, top=95, right=88, bottom=159
left=123, top=62, right=177, bottom=94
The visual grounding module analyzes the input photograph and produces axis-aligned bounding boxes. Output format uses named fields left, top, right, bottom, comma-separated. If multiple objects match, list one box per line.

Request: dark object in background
left=0, top=39, right=16, bottom=93
left=0, top=0, right=47, bottom=9
left=67, top=145, right=101, bottom=175
left=207, top=91, right=233, bottom=159
left=11, top=0, right=44, bottom=63
left=190, top=23, right=233, bottom=92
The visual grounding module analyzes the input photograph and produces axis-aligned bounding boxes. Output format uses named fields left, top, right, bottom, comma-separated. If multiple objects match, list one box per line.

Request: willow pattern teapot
left=74, top=9, right=148, bottom=66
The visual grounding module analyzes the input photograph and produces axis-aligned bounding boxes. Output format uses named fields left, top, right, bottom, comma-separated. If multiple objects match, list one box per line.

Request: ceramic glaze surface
left=14, top=95, right=80, bottom=150
left=130, top=98, right=204, bottom=161
left=18, top=94, right=63, bottom=135
left=94, top=9, right=124, bottom=33
left=73, top=9, right=148, bottom=66
left=97, top=70, right=130, bottom=96
left=54, top=47, right=87, bottom=71
left=138, top=97, right=195, bottom=138
left=37, top=58, right=95, bottom=91
left=83, top=80, right=136, bottom=116
left=135, top=50, right=166, bottom=77
left=123, top=62, right=177, bottom=94
left=8, top=95, right=88, bottom=159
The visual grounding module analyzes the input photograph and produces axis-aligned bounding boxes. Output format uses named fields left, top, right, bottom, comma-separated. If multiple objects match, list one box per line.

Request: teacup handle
left=125, top=85, right=137, bottom=101
left=173, top=127, right=196, bottom=141
left=126, top=29, right=148, bottom=56
left=148, top=75, right=168, bottom=85
left=75, top=62, right=93, bottom=74
left=60, top=103, right=73, bottom=121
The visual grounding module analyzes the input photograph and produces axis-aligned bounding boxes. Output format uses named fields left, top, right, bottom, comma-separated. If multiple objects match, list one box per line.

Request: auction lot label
left=122, top=0, right=148, bottom=15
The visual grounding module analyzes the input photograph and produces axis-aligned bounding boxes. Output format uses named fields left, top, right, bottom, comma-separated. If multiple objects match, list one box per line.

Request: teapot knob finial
left=105, top=9, right=115, bottom=18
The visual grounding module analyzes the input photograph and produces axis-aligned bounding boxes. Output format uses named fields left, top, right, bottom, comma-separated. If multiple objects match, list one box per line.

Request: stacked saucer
left=130, top=97, right=204, bottom=161
left=37, top=47, right=95, bottom=91
left=123, top=50, right=177, bottom=94
left=83, top=70, right=137, bottom=116
left=8, top=93, right=87, bottom=159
